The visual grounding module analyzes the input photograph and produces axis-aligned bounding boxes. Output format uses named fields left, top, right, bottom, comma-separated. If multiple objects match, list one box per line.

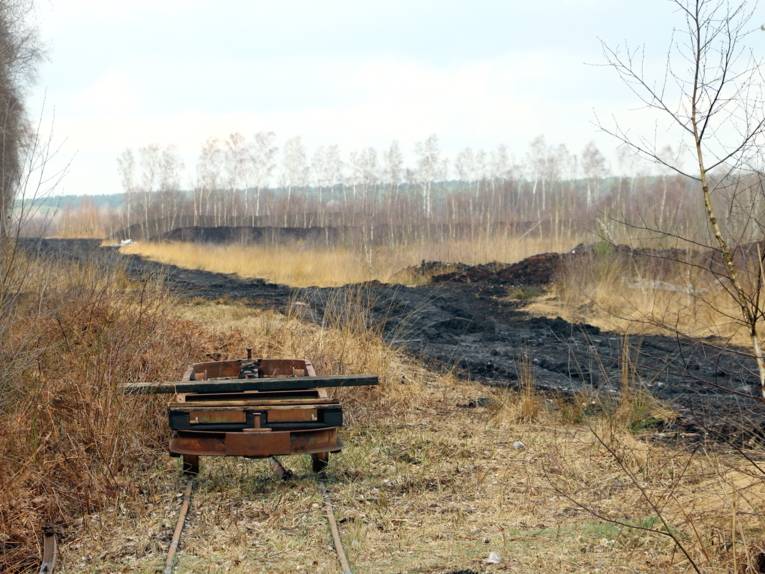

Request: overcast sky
left=28, top=0, right=765, bottom=196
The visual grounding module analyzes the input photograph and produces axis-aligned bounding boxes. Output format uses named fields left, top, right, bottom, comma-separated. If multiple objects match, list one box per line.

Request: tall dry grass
left=175, top=299, right=765, bottom=572
left=177, top=285, right=425, bottom=422
left=121, top=234, right=582, bottom=287
left=0, top=246, right=209, bottom=573
left=533, top=246, right=759, bottom=347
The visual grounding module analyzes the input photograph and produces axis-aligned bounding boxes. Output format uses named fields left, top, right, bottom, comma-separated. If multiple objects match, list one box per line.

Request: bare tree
left=196, top=137, right=223, bottom=226
left=581, top=141, right=607, bottom=208
left=601, top=0, right=765, bottom=396
left=251, top=131, right=277, bottom=220
left=490, top=144, right=510, bottom=189
left=281, top=136, right=307, bottom=225
left=159, top=145, right=183, bottom=230
left=223, top=132, right=249, bottom=224
left=116, top=148, right=135, bottom=234
left=382, top=140, right=403, bottom=192
left=358, top=146, right=378, bottom=213
left=323, top=143, right=343, bottom=200
left=138, top=144, right=161, bottom=237
left=0, top=0, right=41, bottom=238
left=311, top=145, right=327, bottom=205
left=415, top=134, right=440, bottom=219
left=455, top=147, right=476, bottom=190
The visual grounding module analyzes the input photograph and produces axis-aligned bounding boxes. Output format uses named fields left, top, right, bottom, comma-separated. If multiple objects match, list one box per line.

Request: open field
left=120, top=238, right=765, bottom=350
left=30, top=238, right=762, bottom=433
left=51, top=300, right=765, bottom=573
left=119, top=236, right=581, bottom=287
left=4, top=238, right=765, bottom=573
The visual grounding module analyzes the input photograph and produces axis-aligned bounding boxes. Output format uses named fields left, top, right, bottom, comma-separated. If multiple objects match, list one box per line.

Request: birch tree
left=490, top=144, right=510, bottom=186
left=382, top=141, right=403, bottom=192
left=281, top=136, right=307, bottom=224
left=159, top=145, right=183, bottom=230
left=251, top=131, right=277, bottom=219
left=311, top=145, right=328, bottom=204
left=581, top=142, right=607, bottom=208
left=323, top=144, right=343, bottom=198
left=116, top=148, right=135, bottom=234
left=196, top=138, right=224, bottom=225
left=138, top=144, right=161, bottom=237
left=224, top=132, right=250, bottom=221
left=602, top=0, right=765, bottom=396
left=455, top=147, right=476, bottom=186
left=415, top=134, right=440, bottom=219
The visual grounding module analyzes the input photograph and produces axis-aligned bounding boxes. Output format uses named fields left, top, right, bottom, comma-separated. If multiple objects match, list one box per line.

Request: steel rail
left=269, top=456, right=295, bottom=480
left=38, top=525, right=57, bottom=574
left=269, top=457, right=351, bottom=573
left=163, top=480, right=193, bottom=574
left=163, top=458, right=351, bottom=574
left=319, top=480, right=352, bottom=574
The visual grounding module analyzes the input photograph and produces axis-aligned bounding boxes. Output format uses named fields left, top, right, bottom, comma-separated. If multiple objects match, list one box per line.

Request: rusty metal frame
left=170, top=427, right=342, bottom=458
left=161, top=357, right=368, bottom=471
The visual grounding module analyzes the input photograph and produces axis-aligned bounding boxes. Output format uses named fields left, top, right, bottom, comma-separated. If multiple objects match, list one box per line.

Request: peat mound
left=431, top=252, right=563, bottom=289
left=388, top=260, right=471, bottom=284
left=421, top=242, right=724, bottom=292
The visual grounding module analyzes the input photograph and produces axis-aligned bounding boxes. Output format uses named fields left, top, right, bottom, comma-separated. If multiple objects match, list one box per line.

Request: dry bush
left=0, top=247, right=208, bottom=573
left=546, top=418, right=765, bottom=573
left=121, top=234, right=581, bottom=287
left=545, top=246, right=755, bottom=346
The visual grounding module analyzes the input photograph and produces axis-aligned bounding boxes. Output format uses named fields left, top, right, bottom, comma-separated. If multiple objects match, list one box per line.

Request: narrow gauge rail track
left=38, top=525, right=57, bottom=574
left=33, top=357, right=372, bottom=572
left=162, top=456, right=352, bottom=574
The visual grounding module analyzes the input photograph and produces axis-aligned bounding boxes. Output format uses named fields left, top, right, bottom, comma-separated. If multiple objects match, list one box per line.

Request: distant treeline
left=36, top=171, right=759, bottom=247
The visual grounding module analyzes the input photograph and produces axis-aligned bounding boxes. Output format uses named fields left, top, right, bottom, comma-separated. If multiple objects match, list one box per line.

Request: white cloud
left=70, top=71, right=140, bottom=116
left=39, top=49, right=647, bottom=195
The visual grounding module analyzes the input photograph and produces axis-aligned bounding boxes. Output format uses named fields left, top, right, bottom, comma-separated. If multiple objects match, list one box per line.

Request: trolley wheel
left=182, top=454, right=200, bottom=476
left=311, top=452, right=329, bottom=474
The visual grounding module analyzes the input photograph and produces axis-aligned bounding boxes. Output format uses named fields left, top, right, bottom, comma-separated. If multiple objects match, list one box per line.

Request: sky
left=27, top=0, right=765, bottom=196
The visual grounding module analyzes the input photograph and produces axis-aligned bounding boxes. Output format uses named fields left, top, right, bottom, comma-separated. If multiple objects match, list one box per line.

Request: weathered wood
left=123, top=374, right=378, bottom=395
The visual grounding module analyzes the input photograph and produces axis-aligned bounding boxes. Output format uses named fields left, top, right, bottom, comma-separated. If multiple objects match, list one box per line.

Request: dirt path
left=27, top=238, right=765, bottom=438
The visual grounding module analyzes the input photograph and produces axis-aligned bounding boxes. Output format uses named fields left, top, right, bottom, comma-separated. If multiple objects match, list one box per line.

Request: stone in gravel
left=484, top=551, right=502, bottom=564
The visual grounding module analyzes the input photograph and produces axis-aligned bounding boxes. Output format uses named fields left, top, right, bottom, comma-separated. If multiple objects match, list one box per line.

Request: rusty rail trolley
left=124, top=350, right=378, bottom=475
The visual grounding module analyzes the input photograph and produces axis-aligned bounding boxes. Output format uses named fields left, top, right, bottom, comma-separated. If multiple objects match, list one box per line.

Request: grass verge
left=50, top=298, right=765, bottom=574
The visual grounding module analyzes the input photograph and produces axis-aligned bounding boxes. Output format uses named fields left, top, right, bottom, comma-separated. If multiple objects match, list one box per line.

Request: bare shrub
left=0, top=253, right=207, bottom=572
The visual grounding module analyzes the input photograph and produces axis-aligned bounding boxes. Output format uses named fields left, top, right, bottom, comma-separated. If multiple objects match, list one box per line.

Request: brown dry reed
left=551, top=246, right=765, bottom=347
left=0, top=243, right=207, bottom=573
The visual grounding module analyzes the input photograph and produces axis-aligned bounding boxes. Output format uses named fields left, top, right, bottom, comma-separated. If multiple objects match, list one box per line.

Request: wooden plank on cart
left=123, top=374, right=379, bottom=395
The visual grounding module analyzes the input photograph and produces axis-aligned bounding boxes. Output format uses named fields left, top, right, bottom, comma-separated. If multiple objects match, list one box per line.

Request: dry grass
left=5, top=239, right=764, bottom=572
left=0, top=250, right=211, bottom=573
left=120, top=235, right=580, bottom=287
left=526, top=248, right=759, bottom=348
left=51, top=299, right=765, bottom=573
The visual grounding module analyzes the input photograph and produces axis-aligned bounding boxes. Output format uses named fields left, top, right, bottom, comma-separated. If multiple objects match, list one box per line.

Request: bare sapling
left=601, top=0, right=765, bottom=397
